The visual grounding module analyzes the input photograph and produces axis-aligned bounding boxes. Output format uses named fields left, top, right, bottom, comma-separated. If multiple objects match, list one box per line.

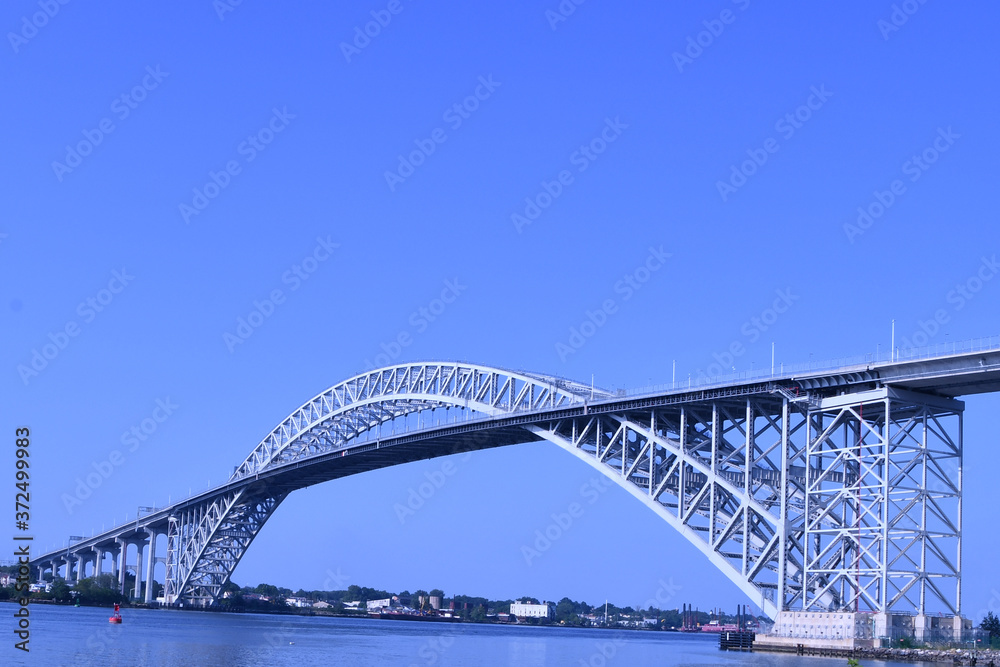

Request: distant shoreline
left=4, top=598, right=706, bottom=635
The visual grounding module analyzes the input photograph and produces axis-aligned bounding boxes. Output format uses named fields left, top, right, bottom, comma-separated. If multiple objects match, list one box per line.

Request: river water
left=8, top=604, right=936, bottom=666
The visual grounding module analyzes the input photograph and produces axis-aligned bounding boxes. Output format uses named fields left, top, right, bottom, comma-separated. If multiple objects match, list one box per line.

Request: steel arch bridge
left=34, top=349, right=999, bottom=618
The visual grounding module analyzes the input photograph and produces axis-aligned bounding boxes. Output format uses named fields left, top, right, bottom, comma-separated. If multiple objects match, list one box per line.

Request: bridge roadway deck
left=33, top=347, right=1000, bottom=566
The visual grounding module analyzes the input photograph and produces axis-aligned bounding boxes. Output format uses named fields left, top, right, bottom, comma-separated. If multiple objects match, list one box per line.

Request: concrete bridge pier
left=134, top=545, right=143, bottom=601
left=116, top=538, right=127, bottom=595
left=144, top=529, right=157, bottom=603
left=92, top=546, right=104, bottom=576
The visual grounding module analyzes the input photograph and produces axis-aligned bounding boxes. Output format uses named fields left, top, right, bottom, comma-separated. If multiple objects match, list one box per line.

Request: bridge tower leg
left=163, top=487, right=286, bottom=607
left=802, top=386, right=962, bottom=615
left=164, top=515, right=180, bottom=605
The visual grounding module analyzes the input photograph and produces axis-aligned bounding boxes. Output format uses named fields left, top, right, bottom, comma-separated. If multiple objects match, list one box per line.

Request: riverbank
left=754, top=641, right=999, bottom=666
left=856, top=646, right=998, bottom=665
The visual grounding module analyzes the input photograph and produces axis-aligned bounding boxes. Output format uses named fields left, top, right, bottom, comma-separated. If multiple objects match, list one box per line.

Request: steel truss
left=92, top=362, right=963, bottom=615
left=233, top=362, right=596, bottom=478
left=164, top=363, right=599, bottom=606
left=163, top=487, right=287, bottom=605
left=803, top=387, right=962, bottom=615
left=528, top=385, right=962, bottom=619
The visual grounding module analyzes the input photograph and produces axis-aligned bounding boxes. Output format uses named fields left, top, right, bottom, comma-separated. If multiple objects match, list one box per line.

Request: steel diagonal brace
left=525, top=422, right=780, bottom=618
left=807, top=449, right=853, bottom=490
left=887, top=577, right=923, bottom=609
left=811, top=410, right=853, bottom=453
left=920, top=577, right=957, bottom=615
left=925, top=496, right=959, bottom=534
left=653, top=453, right=683, bottom=501
left=922, top=537, right=958, bottom=575
left=598, top=422, right=627, bottom=464
left=573, top=418, right=596, bottom=448
left=618, top=417, right=781, bottom=531
left=681, top=480, right=712, bottom=525
left=746, top=531, right=780, bottom=581
left=713, top=505, right=749, bottom=551
left=174, top=492, right=244, bottom=592
left=180, top=491, right=286, bottom=604
left=624, top=441, right=652, bottom=481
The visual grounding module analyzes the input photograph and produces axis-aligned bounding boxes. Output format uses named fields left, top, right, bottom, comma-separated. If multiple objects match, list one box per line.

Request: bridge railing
left=620, top=334, right=1000, bottom=398
left=893, top=334, right=1000, bottom=361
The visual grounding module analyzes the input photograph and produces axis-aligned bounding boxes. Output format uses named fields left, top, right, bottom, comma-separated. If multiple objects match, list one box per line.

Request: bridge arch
left=166, top=362, right=606, bottom=605
left=166, top=363, right=812, bottom=614
left=232, top=362, right=599, bottom=478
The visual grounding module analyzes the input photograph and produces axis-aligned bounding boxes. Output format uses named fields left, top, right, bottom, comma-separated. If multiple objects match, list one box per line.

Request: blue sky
left=3, top=0, right=999, bottom=618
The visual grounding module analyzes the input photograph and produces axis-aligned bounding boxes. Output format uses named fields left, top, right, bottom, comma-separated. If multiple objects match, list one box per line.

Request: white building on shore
left=510, top=600, right=553, bottom=619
